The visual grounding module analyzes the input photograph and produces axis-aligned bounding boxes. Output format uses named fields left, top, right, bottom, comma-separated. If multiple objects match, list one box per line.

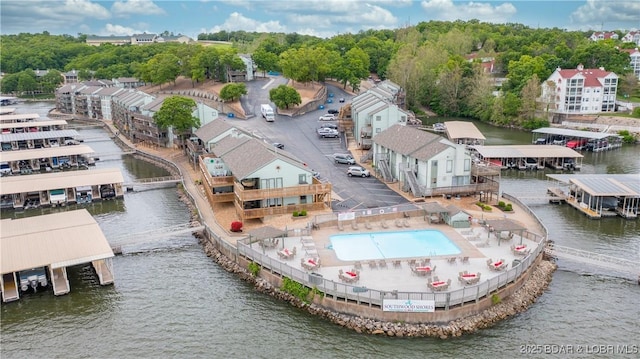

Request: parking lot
left=231, top=79, right=409, bottom=211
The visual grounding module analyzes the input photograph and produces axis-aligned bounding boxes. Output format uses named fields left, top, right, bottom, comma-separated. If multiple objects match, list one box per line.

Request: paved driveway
left=230, top=79, right=409, bottom=211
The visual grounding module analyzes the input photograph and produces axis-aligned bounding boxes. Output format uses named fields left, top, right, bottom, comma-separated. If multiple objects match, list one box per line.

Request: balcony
left=234, top=181, right=332, bottom=202
left=236, top=201, right=327, bottom=220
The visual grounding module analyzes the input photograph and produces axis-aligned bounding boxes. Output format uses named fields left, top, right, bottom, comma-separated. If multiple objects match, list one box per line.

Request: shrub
left=498, top=201, right=505, bottom=207
left=300, top=209, right=307, bottom=216
left=505, top=203, right=513, bottom=211
left=281, top=277, right=311, bottom=303
left=247, top=262, right=260, bottom=277
left=292, top=211, right=299, bottom=217
left=230, top=221, right=243, bottom=232
left=491, top=293, right=501, bottom=305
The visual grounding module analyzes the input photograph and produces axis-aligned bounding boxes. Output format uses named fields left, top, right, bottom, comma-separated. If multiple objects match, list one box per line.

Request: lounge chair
left=407, top=259, right=416, bottom=267
left=381, top=220, right=389, bottom=229
left=368, top=260, right=377, bottom=269
left=395, top=219, right=403, bottom=228
left=402, top=218, right=410, bottom=227
left=476, top=239, right=491, bottom=248
left=460, top=256, right=469, bottom=263
left=365, top=221, right=372, bottom=229
left=378, top=260, right=387, bottom=268
left=351, top=221, right=359, bottom=230
left=448, top=257, right=457, bottom=264
left=338, top=221, right=344, bottom=231
left=392, top=260, right=401, bottom=268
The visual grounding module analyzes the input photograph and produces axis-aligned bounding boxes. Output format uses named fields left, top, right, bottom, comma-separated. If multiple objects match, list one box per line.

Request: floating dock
left=469, top=145, right=584, bottom=170
left=532, top=127, right=622, bottom=152
left=444, top=121, right=486, bottom=146
left=1, top=209, right=115, bottom=303
left=547, top=174, right=639, bottom=219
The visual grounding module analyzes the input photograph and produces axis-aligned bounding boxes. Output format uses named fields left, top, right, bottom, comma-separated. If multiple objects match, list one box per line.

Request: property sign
left=337, top=212, right=355, bottom=221
left=382, top=299, right=435, bottom=312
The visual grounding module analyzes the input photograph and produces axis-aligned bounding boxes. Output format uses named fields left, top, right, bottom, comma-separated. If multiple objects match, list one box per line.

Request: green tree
left=335, top=47, right=370, bottom=91
left=505, top=55, right=548, bottom=93
left=269, top=84, right=301, bottom=109
left=17, top=70, right=38, bottom=96
left=1, top=73, right=20, bottom=93
left=40, top=69, right=63, bottom=93
left=519, top=74, right=540, bottom=122
left=153, top=96, right=200, bottom=144
left=618, top=72, right=639, bottom=99
left=219, top=83, right=247, bottom=101
left=252, top=49, right=279, bottom=77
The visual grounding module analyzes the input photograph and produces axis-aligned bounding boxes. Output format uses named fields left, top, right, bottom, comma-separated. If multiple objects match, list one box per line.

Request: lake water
left=2, top=106, right=639, bottom=358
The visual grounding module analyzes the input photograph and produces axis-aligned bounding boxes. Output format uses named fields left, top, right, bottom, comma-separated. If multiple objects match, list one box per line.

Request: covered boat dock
left=0, top=144, right=95, bottom=174
left=547, top=174, right=639, bottom=219
left=1, top=119, right=68, bottom=134
left=0, top=167, right=124, bottom=209
left=1, top=129, right=81, bottom=151
left=0, top=113, right=40, bottom=123
left=1, top=209, right=115, bottom=303
left=470, top=145, right=583, bottom=170
left=445, top=121, right=486, bottom=146
left=532, top=127, right=622, bottom=152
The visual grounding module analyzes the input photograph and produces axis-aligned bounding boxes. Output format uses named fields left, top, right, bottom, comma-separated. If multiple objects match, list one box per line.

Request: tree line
left=2, top=21, right=638, bottom=127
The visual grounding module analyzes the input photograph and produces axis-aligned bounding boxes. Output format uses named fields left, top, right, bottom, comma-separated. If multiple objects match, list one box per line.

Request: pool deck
left=263, top=217, right=541, bottom=293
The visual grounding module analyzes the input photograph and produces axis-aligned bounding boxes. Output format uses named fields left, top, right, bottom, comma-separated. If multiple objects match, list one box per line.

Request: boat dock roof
left=532, top=127, right=617, bottom=140
left=470, top=145, right=584, bottom=159
left=0, top=108, right=16, bottom=115
left=0, top=144, right=94, bottom=162
left=1, top=209, right=114, bottom=274
left=0, top=167, right=124, bottom=194
left=0, top=113, right=40, bottom=122
left=445, top=121, right=486, bottom=140
left=0, top=120, right=67, bottom=129
left=547, top=174, right=640, bottom=197
left=0, top=129, right=80, bottom=142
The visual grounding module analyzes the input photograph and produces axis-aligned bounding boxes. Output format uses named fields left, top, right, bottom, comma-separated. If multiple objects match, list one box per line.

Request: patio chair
left=448, top=257, right=457, bottom=264
left=392, top=260, right=401, bottom=268
left=365, top=221, right=372, bottom=229
left=408, top=259, right=416, bottom=267
left=403, top=218, right=410, bottom=227
left=354, top=261, right=362, bottom=269
left=395, top=219, right=403, bottom=228
left=368, top=260, right=377, bottom=269
left=420, top=258, right=431, bottom=266
left=381, top=220, right=389, bottom=229
left=460, top=256, right=469, bottom=263
left=338, top=221, right=344, bottom=231
left=351, top=221, right=359, bottom=230
left=379, top=260, right=387, bottom=268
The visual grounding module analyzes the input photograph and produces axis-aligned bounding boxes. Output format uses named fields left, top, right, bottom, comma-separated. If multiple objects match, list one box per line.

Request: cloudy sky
left=1, top=0, right=639, bottom=39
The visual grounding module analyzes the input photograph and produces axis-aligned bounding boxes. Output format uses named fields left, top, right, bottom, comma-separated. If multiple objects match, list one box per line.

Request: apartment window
left=376, top=128, right=381, bottom=133
left=298, top=174, right=307, bottom=184
left=401, top=116, right=406, bottom=122
left=300, top=195, right=307, bottom=204
left=464, top=159, right=471, bottom=171
left=376, top=116, right=382, bottom=121
left=446, top=160, right=453, bottom=173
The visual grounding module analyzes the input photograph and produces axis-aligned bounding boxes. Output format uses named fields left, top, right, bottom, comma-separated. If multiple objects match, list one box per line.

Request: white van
left=261, top=104, right=275, bottom=122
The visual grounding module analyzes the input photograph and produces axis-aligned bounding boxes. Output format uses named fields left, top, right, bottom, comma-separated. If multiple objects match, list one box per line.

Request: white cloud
left=102, top=23, right=142, bottom=36
left=0, top=0, right=110, bottom=34
left=570, top=0, right=640, bottom=30
left=112, top=0, right=166, bottom=17
left=421, top=0, right=517, bottom=23
left=203, top=12, right=287, bottom=33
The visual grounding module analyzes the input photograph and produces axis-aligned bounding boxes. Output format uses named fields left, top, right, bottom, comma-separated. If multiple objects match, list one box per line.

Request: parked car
left=319, top=114, right=336, bottom=121
left=339, top=98, right=345, bottom=103
left=320, top=123, right=338, bottom=130
left=333, top=153, right=355, bottom=165
left=347, top=166, right=370, bottom=177
left=327, top=109, right=339, bottom=114
left=272, top=142, right=284, bottom=149
left=317, top=128, right=339, bottom=138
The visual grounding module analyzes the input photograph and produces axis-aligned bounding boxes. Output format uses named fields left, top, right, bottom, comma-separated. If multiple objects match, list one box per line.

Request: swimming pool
left=329, top=230, right=461, bottom=261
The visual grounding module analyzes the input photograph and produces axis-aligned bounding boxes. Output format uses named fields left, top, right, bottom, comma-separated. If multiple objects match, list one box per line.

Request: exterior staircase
left=402, top=167, right=424, bottom=197
left=377, top=160, right=394, bottom=183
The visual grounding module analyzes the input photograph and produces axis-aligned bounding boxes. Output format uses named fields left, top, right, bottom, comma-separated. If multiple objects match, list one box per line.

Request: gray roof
left=211, top=134, right=250, bottom=157
left=471, top=145, right=583, bottom=159
left=374, top=124, right=452, bottom=160
left=446, top=204, right=469, bottom=216
left=484, top=219, right=527, bottom=232
left=195, top=119, right=234, bottom=143
left=547, top=174, right=640, bottom=197
left=245, top=226, right=286, bottom=240
left=141, top=96, right=166, bottom=112
left=421, top=202, right=449, bottom=213
left=1, top=129, right=80, bottom=142
left=221, top=138, right=309, bottom=180
left=532, top=127, right=618, bottom=140
left=95, top=86, right=124, bottom=96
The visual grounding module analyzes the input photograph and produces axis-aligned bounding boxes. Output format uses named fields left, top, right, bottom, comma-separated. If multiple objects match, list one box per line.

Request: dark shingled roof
left=421, top=202, right=449, bottom=213
left=373, top=124, right=453, bottom=160
left=195, top=119, right=234, bottom=143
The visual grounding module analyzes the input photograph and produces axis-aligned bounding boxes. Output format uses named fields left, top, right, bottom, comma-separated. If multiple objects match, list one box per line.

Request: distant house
left=621, top=31, right=640, bottom=46
left=372, top=124, right=473, bottom=198
left=195, top=123, right=332, bottom=220
left=238, top=54, right=256, bottom=81
left=63, top=70, right=79, bottom=84
left=85, top=33, right=192, bottom=46
left=621, top=48, right=640, bottom=80
left=589, top=31, right=619, bottom=41
left=112, top=77, right=145, bottom=89
left=541, top=64, right=618, bottom=114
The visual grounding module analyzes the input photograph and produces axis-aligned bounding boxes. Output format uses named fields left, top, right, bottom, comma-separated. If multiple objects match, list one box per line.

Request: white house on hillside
left=372, top=124, right=472, bottom=198
left=541, top=64, right=618, bottom=114
left=589, top=31, right=619, bottom=41
left=622, top=31, right=640, bottom=46
left=622, top=48, right=640, bottom=80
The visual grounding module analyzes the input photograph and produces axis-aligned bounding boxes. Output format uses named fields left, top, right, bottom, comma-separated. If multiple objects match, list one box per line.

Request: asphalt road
left=233, top=77, right=410, bottom=211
